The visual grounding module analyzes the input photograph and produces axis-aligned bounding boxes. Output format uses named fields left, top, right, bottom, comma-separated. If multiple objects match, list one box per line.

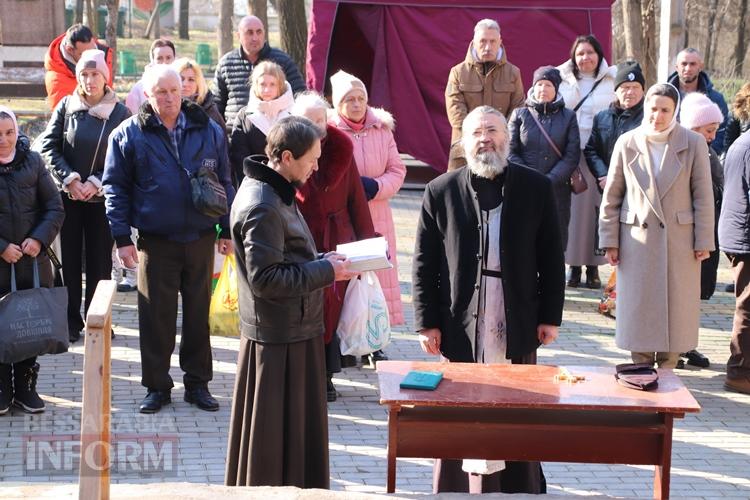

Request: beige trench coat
left=599, top=125, right=714, bottom=353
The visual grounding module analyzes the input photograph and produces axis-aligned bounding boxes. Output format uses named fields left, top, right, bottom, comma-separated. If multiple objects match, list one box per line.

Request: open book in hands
left=335, top=236, right=393, bottom=273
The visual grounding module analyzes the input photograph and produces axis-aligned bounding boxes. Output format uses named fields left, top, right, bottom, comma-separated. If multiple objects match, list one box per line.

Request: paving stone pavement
left=1, top=190, right=749, bottom=498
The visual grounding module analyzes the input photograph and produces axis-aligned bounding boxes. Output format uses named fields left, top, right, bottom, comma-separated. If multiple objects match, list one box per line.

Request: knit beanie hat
left=330, top=70, right=368, bottom=109
left=614, top=60, right=645, bottom=90
left=532, top=66, right=562, bottom=94
left=76, top=49, right=110, bottom=83
left=680, top=92, right=724, bottom=129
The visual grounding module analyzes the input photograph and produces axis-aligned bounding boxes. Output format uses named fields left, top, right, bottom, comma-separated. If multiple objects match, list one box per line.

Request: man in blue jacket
left=668, top=48, right=729, bottom=154
left=103, top=65, right=236, bottom=413
left=718, top=130, right=750, bottom=395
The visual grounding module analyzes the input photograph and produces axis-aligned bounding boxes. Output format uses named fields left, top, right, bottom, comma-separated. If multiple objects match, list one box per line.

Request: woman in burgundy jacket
left=292, top=92, right=375, bottom=401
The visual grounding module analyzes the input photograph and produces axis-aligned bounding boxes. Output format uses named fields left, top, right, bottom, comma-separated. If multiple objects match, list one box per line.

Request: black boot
left=13, top=362, right=44, bottom=413
left=0, top=364, right=12, bottom=415
left=585, top=266, right=602, bottom=289
left=326, top=374, right=337, bottom=402
left=566, top=266, right=582, bottom=288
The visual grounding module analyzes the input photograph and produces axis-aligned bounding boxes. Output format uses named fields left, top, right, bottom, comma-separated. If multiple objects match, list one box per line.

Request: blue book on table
left=400, top=370, right=444, bottom=390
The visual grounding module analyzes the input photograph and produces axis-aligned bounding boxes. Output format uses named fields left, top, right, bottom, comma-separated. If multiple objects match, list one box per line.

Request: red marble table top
left=377, top=361, right=701, bottom=414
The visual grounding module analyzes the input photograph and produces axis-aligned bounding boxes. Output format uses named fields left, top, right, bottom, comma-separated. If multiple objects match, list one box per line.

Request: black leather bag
left=189, top=166, right=228, bottom=218
left=615, top=362, right=659, bottom=391
left=0, top=259, right=69, bottom=364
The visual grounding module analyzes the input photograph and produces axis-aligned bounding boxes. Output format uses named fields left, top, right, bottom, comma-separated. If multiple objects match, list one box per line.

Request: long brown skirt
left=433, top=350, right=546, bottom=494
left=225, top=335, right=329, bottom=488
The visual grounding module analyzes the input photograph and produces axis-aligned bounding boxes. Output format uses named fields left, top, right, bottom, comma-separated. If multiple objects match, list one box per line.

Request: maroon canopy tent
left=306, top=0, right=613, bottom=172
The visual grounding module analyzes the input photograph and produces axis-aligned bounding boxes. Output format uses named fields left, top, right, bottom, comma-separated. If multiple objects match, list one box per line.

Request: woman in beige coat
left=599, top=83, right=714, bottom=368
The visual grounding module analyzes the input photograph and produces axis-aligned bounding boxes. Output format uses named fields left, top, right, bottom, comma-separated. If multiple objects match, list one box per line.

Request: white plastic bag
left=337, top=271, right=391, bottom=356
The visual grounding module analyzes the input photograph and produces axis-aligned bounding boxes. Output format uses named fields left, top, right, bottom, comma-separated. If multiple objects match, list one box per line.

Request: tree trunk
left=737, top=0, right=749, bottom=75
left=75, top=0, right=84, bottom=24
left=278, top=0, right=307, bottom=74
left=179, top=0, right=190, bottom=40
left=641, top=0, right=658, bottom=86
left=105, top=0, right=119, bottom=72
left=622, top=0, right=643, bottom=60
left=247, top=0, right=268, bottom=31
left=218, top=0, right=234, bottom=62
left=704, top=0, right=719, bottom=70
left=85, top=0, right=98, bottom=36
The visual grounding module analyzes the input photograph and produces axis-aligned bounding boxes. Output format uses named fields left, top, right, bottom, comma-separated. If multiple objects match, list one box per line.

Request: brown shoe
left=725, top=377, right=750, bottom=395
left=567, top=266, right=582, bottom=288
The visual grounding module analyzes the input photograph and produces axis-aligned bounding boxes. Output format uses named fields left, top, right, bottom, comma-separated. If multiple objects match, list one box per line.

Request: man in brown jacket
left=445, top=19, right=525, bottom=170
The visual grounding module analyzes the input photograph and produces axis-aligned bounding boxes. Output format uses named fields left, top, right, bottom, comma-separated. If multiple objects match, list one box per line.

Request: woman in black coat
left=37, top=49, right=130, bottom=343
left=508, top=66, right=580, bottom=247
left=0, top=106, right=65, bottom=414
left=173, top=57, right=227, bottom=132
left=723, top=82, right=750, bottom=159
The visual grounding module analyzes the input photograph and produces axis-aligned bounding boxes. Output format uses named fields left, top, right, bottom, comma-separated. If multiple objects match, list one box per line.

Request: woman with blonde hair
left=229, top=60, right=294, bottom=184
left=173, top=57, right=226, bottom=132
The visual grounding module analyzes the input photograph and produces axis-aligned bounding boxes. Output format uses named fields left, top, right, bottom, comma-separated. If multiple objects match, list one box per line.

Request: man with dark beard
left=412, top=105, right=565, bottom=494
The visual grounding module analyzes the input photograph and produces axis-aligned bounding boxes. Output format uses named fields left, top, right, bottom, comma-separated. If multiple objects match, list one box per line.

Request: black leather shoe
left=585, top=266, right=602, bottom=289
left=326, top=377, right=337, bottom=402
left=139, top=390, right=171, bottom=414
left=69, top=330, right=81, bottom=343
left=683, top=350, right=710, bottom=368
left=340, top=355, right=357, bottom=368
left=566, top=266, right=582, bottom=288
left=725, top=283, right=736, bottom=293
left=363, top=350, right=389, bottom=368
left=184, top=387, right=219, bottom=411
left=117, top=283, right=137, bottom=292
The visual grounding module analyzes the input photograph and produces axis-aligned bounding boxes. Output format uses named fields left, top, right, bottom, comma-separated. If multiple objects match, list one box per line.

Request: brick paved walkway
left=1, top=190, right=749, bottom=498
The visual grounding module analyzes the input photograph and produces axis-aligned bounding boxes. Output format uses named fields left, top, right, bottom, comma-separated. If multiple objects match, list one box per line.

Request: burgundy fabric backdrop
left=307, top=0, right=613, bottom=172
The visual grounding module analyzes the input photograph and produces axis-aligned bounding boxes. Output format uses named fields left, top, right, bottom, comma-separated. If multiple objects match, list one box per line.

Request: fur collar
left=67, top=87, right=119, bottom=120
left=244, top=155, right=296, bottom=205
left=137, top=99, right=208, bottom=130
left=557, top=58, right=615, bottom=85
left=312, top=125, right=354, bottom=189
left=330, top=107, right=395, bottom=132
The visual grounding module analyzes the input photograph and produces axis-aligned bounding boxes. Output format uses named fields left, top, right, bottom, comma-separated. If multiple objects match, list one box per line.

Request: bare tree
left=105, top=0, right=119, bottom=71
left=704, top=0, right=719, bottom=69
left=622, top=0, right=643, bottom=60
left=218, top=0, right=234, bottom=61
left=737, top=0, right=749, bottom=74
left=84, top=0, right=99, bottom=36
left=246, top=0, right=268, bottom=31
left=75, top=0, right=84, bottom=24
left=278, top=0, right=307, bottom=73
left=179, top=0, right=190, bottom=40
left=641, top=0, right=658, bottom=85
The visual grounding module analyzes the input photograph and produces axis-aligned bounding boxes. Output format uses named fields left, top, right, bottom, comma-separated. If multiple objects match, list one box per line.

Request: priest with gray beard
left=412, top=105, right=565, bottom=495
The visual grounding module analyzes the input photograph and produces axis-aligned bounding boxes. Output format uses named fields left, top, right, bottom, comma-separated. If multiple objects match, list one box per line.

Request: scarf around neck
left=247, top=83, right=294, bottom=135
left=68, top=87, right=119, bottom=120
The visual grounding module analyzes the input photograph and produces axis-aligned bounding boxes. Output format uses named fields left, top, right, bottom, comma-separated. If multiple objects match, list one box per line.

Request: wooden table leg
left=386, top=405, right=400, bottom=493
left=654, top=413, right=674, bottom=499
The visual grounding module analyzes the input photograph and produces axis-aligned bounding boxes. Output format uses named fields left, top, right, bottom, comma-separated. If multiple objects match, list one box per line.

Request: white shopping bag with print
left=337, top=271, right=391, bottom=356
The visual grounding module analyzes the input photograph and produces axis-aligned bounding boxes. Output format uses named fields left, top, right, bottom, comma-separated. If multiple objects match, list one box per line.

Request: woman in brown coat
left=599, top=83, right=714, bottom=368
left=291, top=92, right=375, bottom=401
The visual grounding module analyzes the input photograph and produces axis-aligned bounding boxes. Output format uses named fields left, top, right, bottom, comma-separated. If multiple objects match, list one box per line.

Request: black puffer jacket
left=0, top=135, right=65, bottom=290
left=213, top=44, right=305, bottom=125
left=584, top=98, right=644, bottom=180
left=37, top=90, right=130, bottom=201
left=231, top=157, right=334, bottom=344
left=228, top=107, right=269, bottom=185
left=508, top=94, right=580, bottom=246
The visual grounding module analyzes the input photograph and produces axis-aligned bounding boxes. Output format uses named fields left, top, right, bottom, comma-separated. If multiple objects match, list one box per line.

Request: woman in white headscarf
left=0, top=106, right=65, bottom=414
left=599, top=83, right=714, bottom=368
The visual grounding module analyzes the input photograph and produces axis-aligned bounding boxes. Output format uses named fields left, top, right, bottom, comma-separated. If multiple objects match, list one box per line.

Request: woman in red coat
left=292, top=92, right=376, bottom=401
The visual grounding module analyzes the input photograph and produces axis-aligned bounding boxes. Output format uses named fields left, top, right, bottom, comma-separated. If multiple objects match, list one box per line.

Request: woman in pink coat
left=330, top=70, right=406, bottom=363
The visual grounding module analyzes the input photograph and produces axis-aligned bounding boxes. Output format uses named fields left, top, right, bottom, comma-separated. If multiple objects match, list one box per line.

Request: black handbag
left=0, top=258, right=69, bottom=364
left=189, top=165, right=228, bottom=218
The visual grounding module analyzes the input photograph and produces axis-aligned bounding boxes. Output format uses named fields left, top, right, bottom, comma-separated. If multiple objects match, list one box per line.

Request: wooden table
left=377, top=361, right=701, bottom=498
